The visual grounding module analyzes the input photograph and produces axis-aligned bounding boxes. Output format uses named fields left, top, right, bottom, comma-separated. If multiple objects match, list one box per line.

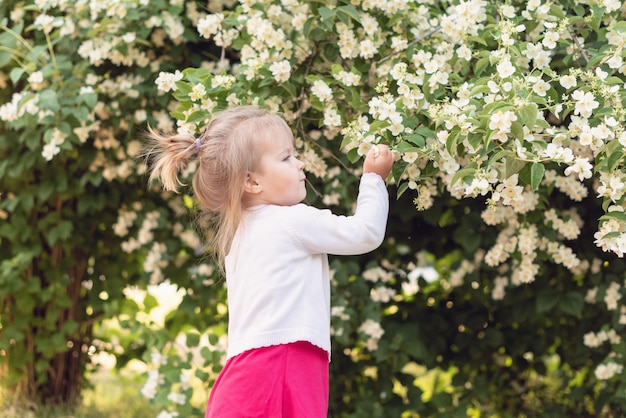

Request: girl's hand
left=363, top=144, right=394, bottom=180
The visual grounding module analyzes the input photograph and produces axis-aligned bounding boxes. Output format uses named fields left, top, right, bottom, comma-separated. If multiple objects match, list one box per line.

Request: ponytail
left=143, top=126, right=197, bottom=193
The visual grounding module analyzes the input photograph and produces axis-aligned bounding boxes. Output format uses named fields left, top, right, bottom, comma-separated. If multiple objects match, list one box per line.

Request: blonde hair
left=143, top=105, right=291, bottom=271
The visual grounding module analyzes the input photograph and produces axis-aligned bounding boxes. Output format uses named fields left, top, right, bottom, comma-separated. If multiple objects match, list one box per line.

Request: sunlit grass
left=1, top=367, right=159, bottom=418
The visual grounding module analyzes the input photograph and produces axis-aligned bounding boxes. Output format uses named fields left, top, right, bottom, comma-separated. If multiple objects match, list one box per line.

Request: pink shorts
left=205, top=341, right=329, bottom=418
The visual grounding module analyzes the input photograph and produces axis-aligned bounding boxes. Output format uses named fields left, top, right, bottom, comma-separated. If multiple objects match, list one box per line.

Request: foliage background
left=1, top=0, right=626, bottom=417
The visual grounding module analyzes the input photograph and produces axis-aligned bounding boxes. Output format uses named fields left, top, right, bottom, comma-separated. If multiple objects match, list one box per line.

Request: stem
left=0, top=24, right=34, bottom=54
left=377, top=25, right=442, bottom=65
left=0, top=46, right=29, bottom=66
left=567, top=27, right=589, bottom=66
left=44, top=31, right=58, bottom=72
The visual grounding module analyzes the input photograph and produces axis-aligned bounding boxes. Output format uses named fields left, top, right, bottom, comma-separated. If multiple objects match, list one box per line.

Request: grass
left=1, top=367, right=160, bottom=418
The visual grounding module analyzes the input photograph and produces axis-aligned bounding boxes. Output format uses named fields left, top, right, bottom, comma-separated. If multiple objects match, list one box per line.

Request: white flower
left=311, top=79, right=333, bottom=102
left=407, top=266, right=439, bottom=283
left=564, top=157, right=593, bottom=181
left=167, top=391, right=186, bottom=405
left=501, top=5, right=516, bottom=18
left=597, top=173, right=625, bottom=202
left=595, top=67, right=608, bottom=80
left=42, top=142, right=61, bottom=161
left=0, top=101, right=18, bottom=122
left=213, top=75, right=235, bottom=89
left=333, top=70, right=360, bottom=86
left=141, top=370, right=161, bottom=399
left=465, top=177, right=490, bottom=197
left=269, top=60, right=291, bottom=83
left=188, top=83, right=206, bottom=101
left=572, top=89, right=599, bottom=118
left=402, top=152, right=419, bottom=164
left=370, top=286, right=396, bottom=303
left=532, top=79, right=550, bottom=96
left=358, top=319, right=384, bottom=340
left=543, top=143, right=574, bottom=163
left=357, top=142, right=374, bottom=156
left=155, top=70, right=183, bottom=92
left=489, top=110, right=517, bottom=133
left=197, top=13, right=223, bottom=39
left=157, top=411, right=179, bottom=418
left=594, top=362, right=623, bottom=380
left=583, top=332, right=602, bottom=348
left=496, top=58, right=515, bottom=78
left=33, top=13, right=56, bottom=34
left=323, top=106, right=341, bottom=127
left=28, top=71, right=44, bottom=84
left=456, top=44, right=472, bottom=60
left=604, top=282, right=622, bottom=310
left=542, top=31, right=560, bottom=49
left=559, top=74, right=577, bottom=89
left=150, top=349, right=168, bottom=366
left=359, top=39, right=376, bottom=59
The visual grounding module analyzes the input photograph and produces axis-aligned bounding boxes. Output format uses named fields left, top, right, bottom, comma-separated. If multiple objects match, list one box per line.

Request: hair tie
left=195, top=138, right=201, bottom=152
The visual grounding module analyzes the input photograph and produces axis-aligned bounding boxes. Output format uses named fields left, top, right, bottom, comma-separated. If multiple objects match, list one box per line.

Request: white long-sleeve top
left=224, top=173, right=389, bottom=361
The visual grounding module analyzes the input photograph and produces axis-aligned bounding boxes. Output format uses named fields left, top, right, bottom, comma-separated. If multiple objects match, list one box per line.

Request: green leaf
left=450, top=166, right=476, bottom=187
left=600, top=211, right=626, bottom=223
left=483, top=328, right=504, bottom=347
left=47, top=220, right=73, bottom=247
left=530, top=162, right=545, bottom=191
left=395, top=142, right=421, bottom=154
left=612, top=21, right=626, bottom=34
left=600, top=231, right=621, bottom=239
left=39, top=89, right=60, bottom=112
left=143, top=294, right=159, bottom=312
left=0, top=49, right=13, bottom=68
left=590, top=5, right=603, bottom=32
left=200, top=346, right=212, bottom=361
left=518, top=103, right=538, bottom=129
left=559, top=292, right=584, bottom=317
left=15, top=292, right=35, bottom=314
left=468, top=35, right=487, bottom=46
left=474, top=57, right=490, bottom=76
left=81, top=92, right=98, bottom=108
left=186, top=110, right=209, bottom=124
left=396, top=181, right=410, bottom=199
left=606, top=148, right=623, bottom=172
left=346, top=147, right=360, bottom=163
left=61, top=320, right=79, bottom=336
left=9, top=66, right=25, bottom=84
left=504, top=157, right=526, bottom=178
left=536, top=289, right=559, bottom=313
left=445, top=129, right=460, bottom=155
left=404, top=134, right=425, bottom=147
left=510, top=121, right=524, bottom=141
left=336, top=5, right=361, bottom=23
left=318, top=6, right=335, bottom=21
left=391, top=159, right=408, bottom=183
left=186, top=332, right=200, bottom=347
left=37, top=181, right=55, bottom=201
left=404, top=335, right=429, bottom=361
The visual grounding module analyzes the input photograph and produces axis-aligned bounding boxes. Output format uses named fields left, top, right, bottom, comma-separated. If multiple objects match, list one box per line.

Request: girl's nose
left=297, top=158, right=305, bottom=170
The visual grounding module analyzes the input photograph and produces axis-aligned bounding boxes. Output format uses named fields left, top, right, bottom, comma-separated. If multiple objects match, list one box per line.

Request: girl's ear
left=243, top=172, right=262, bottom=194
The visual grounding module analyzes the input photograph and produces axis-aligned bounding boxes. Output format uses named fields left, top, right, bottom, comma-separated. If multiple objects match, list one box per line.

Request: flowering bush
left=0, top=0, right=221, bottom=408
left=1, top=0, right=626, bottom=416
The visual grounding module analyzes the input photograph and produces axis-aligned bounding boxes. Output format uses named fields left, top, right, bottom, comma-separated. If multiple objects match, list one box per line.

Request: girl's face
left=244, top=125, right=306, bottom=207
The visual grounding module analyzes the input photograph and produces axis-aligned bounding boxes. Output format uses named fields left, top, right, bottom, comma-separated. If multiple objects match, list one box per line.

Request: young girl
left=144, top=106, right=394, bottom=417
